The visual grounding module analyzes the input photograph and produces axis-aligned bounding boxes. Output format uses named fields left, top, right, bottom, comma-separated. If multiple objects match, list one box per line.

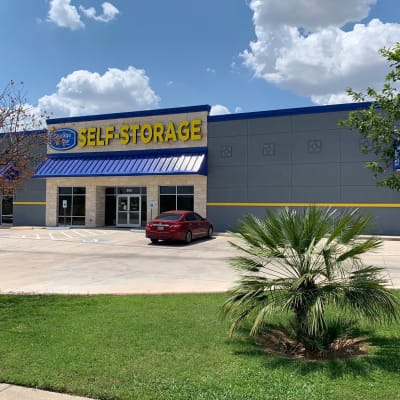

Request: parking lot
left=0, top=227, right=238, bottom=294
left=1, top=227, right=400, bottom=294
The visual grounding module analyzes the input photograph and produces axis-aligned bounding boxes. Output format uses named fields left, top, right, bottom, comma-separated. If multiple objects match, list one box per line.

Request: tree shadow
left=225, top=328, right=400, bottom=379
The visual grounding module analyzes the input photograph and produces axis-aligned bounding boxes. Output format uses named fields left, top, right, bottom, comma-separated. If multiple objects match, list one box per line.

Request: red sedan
left=145, top=210, right=213, bottom=244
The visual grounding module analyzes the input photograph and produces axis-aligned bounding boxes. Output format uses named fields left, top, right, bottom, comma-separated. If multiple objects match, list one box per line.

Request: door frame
left=1, top=194, right=14, bottom=225
left=116, top=194, right=141, bottom=227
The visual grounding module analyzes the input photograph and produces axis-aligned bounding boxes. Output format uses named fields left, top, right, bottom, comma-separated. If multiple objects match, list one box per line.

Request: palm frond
left=343, top=265, right=399, bottom=322
left=337, top=211, right=374, bottom=244
left=336, top=237, right=383, bottom=262
left=229, top=255, right=266, bottom=272
left=222, top=207, right=399, bottom=351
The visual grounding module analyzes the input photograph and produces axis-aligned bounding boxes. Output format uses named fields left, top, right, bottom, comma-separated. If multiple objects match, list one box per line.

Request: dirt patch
left=255, top=329, right=369, bottom=361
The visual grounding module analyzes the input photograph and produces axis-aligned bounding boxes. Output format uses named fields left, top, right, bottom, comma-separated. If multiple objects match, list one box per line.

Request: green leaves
left=222, top=207, right=399, bottom=353
left=341, top=42, right=400, bottom=191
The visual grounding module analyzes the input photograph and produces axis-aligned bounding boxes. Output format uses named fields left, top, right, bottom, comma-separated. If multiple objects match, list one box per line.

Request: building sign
left=49, top=128, right=78, bottom=151
left=77, top=119, right=202, bottom=148
left=394, top=141, right=400, bottom=171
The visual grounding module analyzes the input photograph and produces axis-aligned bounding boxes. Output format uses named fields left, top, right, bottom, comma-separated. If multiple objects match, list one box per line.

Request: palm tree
left=222, top=207, right=399, bottom=353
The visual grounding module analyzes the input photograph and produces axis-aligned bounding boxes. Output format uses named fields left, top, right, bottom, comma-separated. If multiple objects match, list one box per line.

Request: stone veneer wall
left=46, top=175, right=207, bottom=227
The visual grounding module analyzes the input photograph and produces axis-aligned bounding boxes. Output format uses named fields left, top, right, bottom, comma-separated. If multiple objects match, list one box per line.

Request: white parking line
left=71, top=230, right=86, bottom=237
left=0, top=228, right=122, bottom=242
left=48, top=233, right=65, bottom=241
left=61, top=231, right=74, bottom=238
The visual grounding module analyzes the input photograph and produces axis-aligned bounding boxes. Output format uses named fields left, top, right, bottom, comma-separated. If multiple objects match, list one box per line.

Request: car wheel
left=207, top=226, right=213, bottom=238
left=151, top=239, right=159, bottom=244
left=185, top=230, right=192, bottom=244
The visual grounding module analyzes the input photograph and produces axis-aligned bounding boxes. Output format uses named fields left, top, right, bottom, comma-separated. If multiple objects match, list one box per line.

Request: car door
left=185, top=212, right=201, bottom=238
left=194, top=212, right=208, bottom=236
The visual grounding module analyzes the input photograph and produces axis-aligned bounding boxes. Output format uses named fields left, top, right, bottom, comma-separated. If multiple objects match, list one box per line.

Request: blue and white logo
left=50, top=128, right=77, bottom=151
left=394, top=141, right=400, bottom=171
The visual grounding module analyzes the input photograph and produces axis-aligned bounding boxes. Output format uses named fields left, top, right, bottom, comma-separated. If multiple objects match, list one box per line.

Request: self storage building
left=4, top=102, right=400, bottom=234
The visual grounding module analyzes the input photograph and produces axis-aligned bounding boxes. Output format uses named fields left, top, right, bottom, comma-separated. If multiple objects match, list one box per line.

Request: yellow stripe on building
left=13, top=201, right=46, bottom=205
left=207, top=202, right=400, bottom=208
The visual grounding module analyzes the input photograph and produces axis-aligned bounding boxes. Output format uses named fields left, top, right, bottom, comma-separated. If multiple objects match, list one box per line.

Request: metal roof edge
left=0, top=128, right=47, bottom=137
left=47, top=105, right=211, bottom=125
left=207, top=102, right=372, bottom=122
left=46, top=146, right=208, bottom=159
left=34, top=171, right=207, bottom=178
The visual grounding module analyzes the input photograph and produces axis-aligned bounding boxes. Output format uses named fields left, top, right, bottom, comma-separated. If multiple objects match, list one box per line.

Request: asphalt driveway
left=1, top=227, right=400, bottom=294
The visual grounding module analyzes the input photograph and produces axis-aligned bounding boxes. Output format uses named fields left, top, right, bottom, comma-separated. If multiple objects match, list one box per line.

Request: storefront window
left=58, top=187, right=86, bottom=226
left=1, top=190, right=14, bottom=224
left=159, top=186, right=194, bottom=213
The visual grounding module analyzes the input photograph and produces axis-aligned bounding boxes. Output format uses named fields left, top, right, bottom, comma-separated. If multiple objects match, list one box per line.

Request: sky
left=1, top=0, right=400, bottom=121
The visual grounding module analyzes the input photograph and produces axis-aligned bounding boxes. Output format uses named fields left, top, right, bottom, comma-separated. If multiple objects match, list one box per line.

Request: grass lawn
left=0, top=293, right=399, bottom=400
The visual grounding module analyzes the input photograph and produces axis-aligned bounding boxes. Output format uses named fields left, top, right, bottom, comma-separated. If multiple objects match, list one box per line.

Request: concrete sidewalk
left=0, top=384, right=96, bottom=400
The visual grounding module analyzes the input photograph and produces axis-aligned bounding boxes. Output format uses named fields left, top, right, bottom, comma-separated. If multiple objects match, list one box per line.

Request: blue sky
left=1, top=0, right=400, bottom=120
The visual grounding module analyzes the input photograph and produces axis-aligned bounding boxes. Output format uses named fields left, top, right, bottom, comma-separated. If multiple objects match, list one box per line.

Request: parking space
left=1, top=228, right=400, bottom=295
left=0, top=227, right=120, bottom=242
left=0, top=228, right=238, bottom=295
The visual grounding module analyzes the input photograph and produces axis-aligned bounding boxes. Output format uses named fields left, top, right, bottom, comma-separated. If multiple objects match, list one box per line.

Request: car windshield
left=155, top=213, right=183, bottom=221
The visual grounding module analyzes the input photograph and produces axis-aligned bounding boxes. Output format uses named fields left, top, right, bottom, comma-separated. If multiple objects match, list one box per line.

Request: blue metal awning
left=34, top=148, right=208, bottom=178
left=0, top=164, right=10, bottom=175
left=0, top=163, right=19, bottom=180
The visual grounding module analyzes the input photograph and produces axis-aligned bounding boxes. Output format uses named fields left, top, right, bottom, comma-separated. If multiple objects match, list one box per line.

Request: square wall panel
left=207, top=166, right=247, bottom=187
left=208, top=119, right=247, bottom=137
left=247, top=164, right=291, bottom=186
left=247, top=132, right=292, bottom=165
left=247, top=116, right=291, bottom=135
left=291, top=186, right=341, bottom=202
left=291, top=163, right=341, bottom=186
left=291, top=131, right=341, bottom=163
left=208, top=135, right=247, bottom=166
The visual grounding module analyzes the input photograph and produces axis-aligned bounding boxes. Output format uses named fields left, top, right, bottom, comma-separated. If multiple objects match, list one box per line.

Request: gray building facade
left=4, top=102, right=400, bottom=235
left=207, top=103, right=400, bottom=234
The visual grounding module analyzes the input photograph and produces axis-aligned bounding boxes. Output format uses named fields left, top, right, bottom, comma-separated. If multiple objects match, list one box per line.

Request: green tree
left=222, top=207, right=399, bottom=353
left=341, top=42, right=400, bottom=190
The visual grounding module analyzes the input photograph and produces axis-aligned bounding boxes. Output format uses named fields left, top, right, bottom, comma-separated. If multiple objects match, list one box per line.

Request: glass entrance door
left=116, top=195, right=141, bottom=227
left=1, top=195, right=13, bottom=224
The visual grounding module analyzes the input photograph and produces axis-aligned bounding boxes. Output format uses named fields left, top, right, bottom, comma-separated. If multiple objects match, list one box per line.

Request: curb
left=0, top=383, right=96, bottom=399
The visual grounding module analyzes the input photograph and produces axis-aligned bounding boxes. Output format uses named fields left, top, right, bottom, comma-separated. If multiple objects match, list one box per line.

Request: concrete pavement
left=0, top=384, right=95, bottom=400
left=0, top=228, right=237, bottom=295
left=1, top=227, right=400, bottom=294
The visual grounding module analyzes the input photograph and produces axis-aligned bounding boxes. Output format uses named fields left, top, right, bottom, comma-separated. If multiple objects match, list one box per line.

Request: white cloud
left=47, top=0, right=119, bottom=29
left=243, top=0, right=400, bottom=104
left=47, top=0, right=84, bottom=30
left=311, top=93, right=354, bottom=106
left=38, top=67, right=160, bottom=118
left=210, top=104, right=231, bottom=116
left=209, top=105, right=243, bottom=115
left=251, top=0, right=377, bottom=31
left=206, top=67, right=216, bottom=74
left=79, top=2, right=119, bottom=23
